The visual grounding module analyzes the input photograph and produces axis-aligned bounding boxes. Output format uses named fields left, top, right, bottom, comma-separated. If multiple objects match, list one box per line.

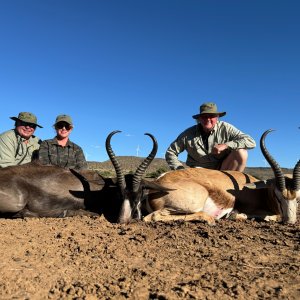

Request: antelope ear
left=244, top=179, right=273, bottom=189
left=143, top=180, right=176, bottom=192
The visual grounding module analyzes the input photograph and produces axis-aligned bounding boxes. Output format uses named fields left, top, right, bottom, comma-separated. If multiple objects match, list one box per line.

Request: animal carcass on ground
left=0, top=162, right=123, bottom=221
left=107, top=129, right=299, bottom=225
left=0, top=129, right=298, bottom=225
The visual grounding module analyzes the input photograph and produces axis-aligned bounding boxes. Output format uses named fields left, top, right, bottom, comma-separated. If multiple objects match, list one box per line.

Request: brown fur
left=141, top=168, right=299, bottom=224
left=143, top=168, right=258, bottom=224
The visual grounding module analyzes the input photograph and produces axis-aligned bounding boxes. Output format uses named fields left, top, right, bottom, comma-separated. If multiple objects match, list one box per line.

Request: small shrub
left=96, top=170, right=114, bottom=177
left=147, top=166, right=169, bottom=178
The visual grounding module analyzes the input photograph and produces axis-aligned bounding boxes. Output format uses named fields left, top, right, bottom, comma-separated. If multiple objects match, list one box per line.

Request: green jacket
left=165, top=121, right=256, bottom=170
left=0, top=129, right=41, bottom=168
left=38, top=137, right=87, bottom=170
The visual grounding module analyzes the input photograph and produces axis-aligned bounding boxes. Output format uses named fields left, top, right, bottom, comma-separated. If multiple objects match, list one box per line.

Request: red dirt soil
left=0, top=211, right=299, bottom=299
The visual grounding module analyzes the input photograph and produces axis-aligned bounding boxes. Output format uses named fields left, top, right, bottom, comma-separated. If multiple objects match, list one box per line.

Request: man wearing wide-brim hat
left=165, top=102, right=256, bottom=171
left=0, top=112, right=42, bottom=168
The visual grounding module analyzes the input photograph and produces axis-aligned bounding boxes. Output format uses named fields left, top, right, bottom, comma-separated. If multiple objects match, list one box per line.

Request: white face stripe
left=274, top=188, right=298, bottom=224
left=118, top=199, right=132, bottom=223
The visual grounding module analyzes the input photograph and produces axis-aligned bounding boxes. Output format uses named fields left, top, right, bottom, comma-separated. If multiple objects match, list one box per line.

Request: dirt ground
left=0, top=209, right=299, bottom=300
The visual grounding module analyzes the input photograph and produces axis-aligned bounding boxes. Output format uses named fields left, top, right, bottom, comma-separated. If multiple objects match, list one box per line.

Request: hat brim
left=10, top=117, right=43, bottom=128
left=53, top=121, right=73, bottom=126
left=192, top=112, right=226, bottom=119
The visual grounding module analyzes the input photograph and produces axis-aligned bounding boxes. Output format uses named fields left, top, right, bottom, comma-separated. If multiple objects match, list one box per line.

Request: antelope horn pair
left=260, top=129, right=300, bottom=192
left=105, top=130, right=158, bottom=194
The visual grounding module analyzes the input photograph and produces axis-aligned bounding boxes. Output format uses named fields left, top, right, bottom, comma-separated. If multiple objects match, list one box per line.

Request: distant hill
left=88, top=156, right=293, bottom=180
left=88, top=156, right=170, bottom=177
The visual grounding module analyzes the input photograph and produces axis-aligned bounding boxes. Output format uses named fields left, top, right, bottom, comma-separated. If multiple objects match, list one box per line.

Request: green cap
left=54, top=114, right=73, bottom=126
left=10, top=112, right=43, bottom=128
left=192, top=102, right=226, bottom=119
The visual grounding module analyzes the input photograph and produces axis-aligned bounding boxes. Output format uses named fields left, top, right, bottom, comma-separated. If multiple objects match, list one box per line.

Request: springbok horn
left=105, top=131, right=126, bottom=192
left=293, top=160, right=300, bottom=191
left=132, top=133, right=158, bottom=192
left=260, top=129, right=286, bottom=192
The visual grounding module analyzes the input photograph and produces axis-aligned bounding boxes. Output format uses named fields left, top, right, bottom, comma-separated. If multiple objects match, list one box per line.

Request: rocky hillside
left=88, top=156, right=293, bottom=180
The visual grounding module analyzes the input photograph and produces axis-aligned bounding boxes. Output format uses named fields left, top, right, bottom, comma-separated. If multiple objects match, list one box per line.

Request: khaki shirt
left=0, top=129, right=41, bottom=168
left=165, top=121, right=256, bottom=170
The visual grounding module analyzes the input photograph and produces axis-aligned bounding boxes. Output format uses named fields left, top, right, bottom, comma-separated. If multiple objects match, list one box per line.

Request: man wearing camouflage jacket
left=38, top=114, right=87, bottom=170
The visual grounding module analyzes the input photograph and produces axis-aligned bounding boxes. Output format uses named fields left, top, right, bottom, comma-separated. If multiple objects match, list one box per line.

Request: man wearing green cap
left=0, top=112, right=43, bottom=168
left=165, top=102, right=256, bottom=171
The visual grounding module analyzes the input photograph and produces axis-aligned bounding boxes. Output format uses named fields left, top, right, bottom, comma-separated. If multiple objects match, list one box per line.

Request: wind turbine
left=136, top=145, right=140, bottom=157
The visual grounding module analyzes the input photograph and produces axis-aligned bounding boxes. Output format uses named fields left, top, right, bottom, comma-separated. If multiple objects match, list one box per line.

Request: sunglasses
left=55, top=122, right=72, bottom=130
left=19, top=121, right=37, bottom=129
left=199, top=114, right=218, bottom=119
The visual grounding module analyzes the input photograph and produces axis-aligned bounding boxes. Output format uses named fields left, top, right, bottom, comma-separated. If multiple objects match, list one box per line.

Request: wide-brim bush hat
left=54, top=114, right=73, bottom=126
left=10, top=112, right=43, bottom=128
left=192, top=102, right=226, bottom=119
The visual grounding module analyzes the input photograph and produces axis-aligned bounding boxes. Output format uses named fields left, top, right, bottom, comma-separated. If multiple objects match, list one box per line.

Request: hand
left=212, top=144, right=228, bottom=155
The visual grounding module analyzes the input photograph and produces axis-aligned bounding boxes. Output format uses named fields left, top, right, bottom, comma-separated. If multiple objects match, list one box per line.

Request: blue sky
left=0, top=0, right=299, bottom=168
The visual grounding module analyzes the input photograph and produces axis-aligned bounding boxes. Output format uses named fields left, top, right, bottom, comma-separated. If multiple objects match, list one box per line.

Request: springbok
left=107, top=129, right=299, bottom=225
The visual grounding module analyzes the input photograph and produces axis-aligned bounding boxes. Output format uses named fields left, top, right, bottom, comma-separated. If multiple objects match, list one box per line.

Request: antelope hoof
left=234, top=213, right=248, bottom=221
left=205, top=216, right=216, bottom=226
left=227, top=210, right=247, bottom=221
left=264, top=215, right=280, bottom=222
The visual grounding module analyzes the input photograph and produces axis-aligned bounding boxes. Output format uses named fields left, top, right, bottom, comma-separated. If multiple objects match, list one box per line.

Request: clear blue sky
left=0, top=0, right=299, bottom=168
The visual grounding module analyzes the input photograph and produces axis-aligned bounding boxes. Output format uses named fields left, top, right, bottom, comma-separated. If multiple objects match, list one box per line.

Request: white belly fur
left=203, top=197, right=233, bottom=219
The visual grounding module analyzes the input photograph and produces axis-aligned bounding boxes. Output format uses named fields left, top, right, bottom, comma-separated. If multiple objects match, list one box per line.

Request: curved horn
left=132, top=133, right=158, bottom=192
left=105, top=130, right=126, bottom=191
left=293, top=160, right=300, bottom=191
left=260, top=129, right=286, bottom=192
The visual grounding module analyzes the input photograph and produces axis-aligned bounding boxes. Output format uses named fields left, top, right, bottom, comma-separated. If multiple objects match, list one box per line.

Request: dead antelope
left=108, top=129, right=299, bottom=225
left=0, top=130, right=297, bottom=224
left=0, top=163, right=120, bottom=219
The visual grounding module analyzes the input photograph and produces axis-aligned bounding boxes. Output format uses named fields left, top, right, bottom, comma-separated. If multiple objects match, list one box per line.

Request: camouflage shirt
left=38, top=137, right=87, bottom=170
left=0, top=129, right=41, bottom=168
left=165, top=121, right=256, bottom=170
